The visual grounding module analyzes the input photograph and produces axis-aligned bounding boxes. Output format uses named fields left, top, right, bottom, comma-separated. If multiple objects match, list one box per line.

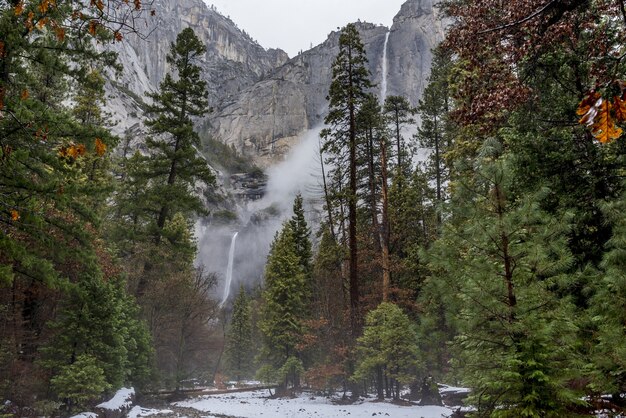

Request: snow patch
left=439, top=384, right=471, bottom=394
left=127, top=405, right=174, bottom=418
left=176, top=390, right=455, bottom=418
left=70, top=413, right=98, bottom=418
left=96, top=387, right=135, bottom=411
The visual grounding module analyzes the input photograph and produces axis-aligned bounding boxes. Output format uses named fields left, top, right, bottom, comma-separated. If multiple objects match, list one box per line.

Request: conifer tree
left=321, top=23, right=372, bottom=332
left=588, top=187, right=626, bottom=398
left=382, top=95, right=415, bottom=176
left=424, top=141, right=580, bottom=416
left=288, top=193, right=312, bottom=279
left=415, top=48, right=454, bottom=212
left=144, top=27, right=215, bottom=242
left=259, top=224, right=307, bottom=389
left=225, top=285, right=254, bottom=382
left=353, top=302, right=420, bottom=400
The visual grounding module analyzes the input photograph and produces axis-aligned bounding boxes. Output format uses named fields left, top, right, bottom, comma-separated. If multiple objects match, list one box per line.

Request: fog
left=195, top=128, right=324, bottom=307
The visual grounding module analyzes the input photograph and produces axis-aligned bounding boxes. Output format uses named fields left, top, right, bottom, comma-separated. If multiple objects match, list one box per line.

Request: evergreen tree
left=353, top=302, right=420, bottom=400
left=0, top=1, right=145, bottom=403
left=288, top=193, right=312, bottom=279
left=259, top=224, right=307, bottom=389
left=588, top=186, right=626, bottom=399
left=425, top=141, right=581, bottom=416
left=321, top=23, right=372, bottom=332
left=225, top=285, right=254, bottom=382
left=382, top=95, right=415, bottom=176
left=415, top=48, right=454, bottom=212
left=144, top=27, right=215, bottom=243
left=40, top=276, right=154, bottom=396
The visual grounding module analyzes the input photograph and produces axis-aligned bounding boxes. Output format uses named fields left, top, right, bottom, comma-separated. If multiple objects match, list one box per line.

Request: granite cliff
left=208, top=0, right=446, bottom=167
left=105, top=0, right=445, bottom=168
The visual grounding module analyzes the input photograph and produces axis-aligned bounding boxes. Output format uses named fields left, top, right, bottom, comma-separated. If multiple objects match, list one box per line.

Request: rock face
left=105, top=0, right=288, bottom=137
left=105, top=0, right=445, bottom=168
left=208, top=0, right=446, bottom=167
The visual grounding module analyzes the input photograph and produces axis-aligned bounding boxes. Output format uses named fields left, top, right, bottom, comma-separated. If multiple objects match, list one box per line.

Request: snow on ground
left=69, top=413, right=97, bottom=418
left=439, top=384, right=471, bottom=394
left=127, top=405, right=174, bottom=418
left=96, top=387, right=135, bottom=411
left=176, top=390, right=455, bottom=418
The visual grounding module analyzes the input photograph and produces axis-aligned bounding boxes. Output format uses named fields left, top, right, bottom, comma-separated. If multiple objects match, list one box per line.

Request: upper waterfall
left=380, top=31, right=391, bottom=103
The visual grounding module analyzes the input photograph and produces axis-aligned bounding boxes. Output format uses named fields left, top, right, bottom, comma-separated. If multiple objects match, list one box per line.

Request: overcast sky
left=204, top=0, right=407, bottom=57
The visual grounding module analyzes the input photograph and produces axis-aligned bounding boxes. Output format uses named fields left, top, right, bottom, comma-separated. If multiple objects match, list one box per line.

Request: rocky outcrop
left=104, top=0, right=289, bottom=137
left=208, top=0, right=446, bottom=167
left=105, top=0, right=446, bottom=168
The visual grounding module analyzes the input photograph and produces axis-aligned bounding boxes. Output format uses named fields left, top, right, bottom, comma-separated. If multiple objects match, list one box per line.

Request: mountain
left=104, top=0, right=445, bottom=167
left=209, top=0, right=446, bottom=167
left=104, top=0, right=288, bottom=139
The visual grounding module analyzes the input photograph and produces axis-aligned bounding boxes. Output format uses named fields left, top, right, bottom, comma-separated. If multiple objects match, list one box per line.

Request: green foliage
left=383, top=95, right=415, bottom=175
left=353, top=302, right=420, bottom=399
left=320, top=22, right=372, bottom=333
left=288, top=194, right=312, bottom=278
left=41, top=275, right=154, bottom=394
left=259, top=225, right=307, bottom=386
left=278, top=356, right=304, bottom=388
left=256, top=364, right=278, bottom=395
left=225, top=285, right=255, bottom=382
left=587, top=186, right=626, bottom=395
left=144, top=27, right=215, bottom=239
left=415, top=47, right=455, bottom=205
left=50, top=354, right=110, bottom=411
left=425, top=142, right=582, bottom=416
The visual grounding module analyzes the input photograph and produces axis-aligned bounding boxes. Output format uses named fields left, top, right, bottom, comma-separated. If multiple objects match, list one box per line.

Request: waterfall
left=380, top=31, right=391, bottom=103
left=220, top=231, right=239, bottom=306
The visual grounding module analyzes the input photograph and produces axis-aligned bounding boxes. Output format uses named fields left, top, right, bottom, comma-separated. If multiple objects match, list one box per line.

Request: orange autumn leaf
left=55, top=26, right=65, bottom=41
left=14, top=1, right=24, bottom=15
left=590, top=100, right=623, bottom=144
left=26, top=11, right=35, bottom=31
left=95, top=138, right=107, bottom=156
left=58, top=143, right=86, bottom=159
left=36, top=17, right=49, bottom=30
left=39, top=0, right=51, bottom=13
left=20, top=89, right=29, bottom=100
left=10, top=210, right=20, bottom=221
left=88, top=20, right=98, bottom=36
left=114, top=31, right=123, bottom=42
left=134, top=0, right=141, bottom=10
left=614, top=95, right=626, bottom=122
left=75, top=143, right=86, bottom=156
left=577, top=92, right=602, bottom=126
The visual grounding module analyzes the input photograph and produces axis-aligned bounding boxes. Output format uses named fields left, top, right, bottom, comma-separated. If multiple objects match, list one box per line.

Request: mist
left=195, top=128, right=324, bottom=307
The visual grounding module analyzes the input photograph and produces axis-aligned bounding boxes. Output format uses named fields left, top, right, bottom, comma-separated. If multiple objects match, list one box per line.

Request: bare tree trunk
left=380, top=135, right=391, bottom=301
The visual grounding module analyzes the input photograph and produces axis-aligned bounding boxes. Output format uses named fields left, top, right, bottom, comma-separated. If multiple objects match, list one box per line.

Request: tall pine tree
left=321, top=23, right=372, bottom=332
left=144, top=27, right=215, bottom=243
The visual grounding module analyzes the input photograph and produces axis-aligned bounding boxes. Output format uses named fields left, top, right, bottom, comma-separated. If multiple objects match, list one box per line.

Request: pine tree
left=588, top=186, right=626, bottom=398
left=321, top=23, right=372, bottom=332
left=144, top=27, right=215, bottom=243
left=259, top=224, right=307, bottom=389
left=382, top=95, right=415, bottom=176
left=0, top=1, right=143, bottom=401
left=225, top=285, right=254, bottom=382
left=288, top=193, right=312, bottom=279
left=424, top=141, right=581, bottom=416
left=353, top=302, right=420, bottom=400
left=415, top=48, right=454, bottom=213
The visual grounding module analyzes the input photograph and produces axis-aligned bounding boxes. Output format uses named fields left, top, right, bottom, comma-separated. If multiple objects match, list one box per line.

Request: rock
left=208, top=0, right=447, bottom=167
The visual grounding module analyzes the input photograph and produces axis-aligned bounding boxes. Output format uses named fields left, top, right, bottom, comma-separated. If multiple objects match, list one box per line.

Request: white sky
left=204, top=0, right=407, bottom=57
